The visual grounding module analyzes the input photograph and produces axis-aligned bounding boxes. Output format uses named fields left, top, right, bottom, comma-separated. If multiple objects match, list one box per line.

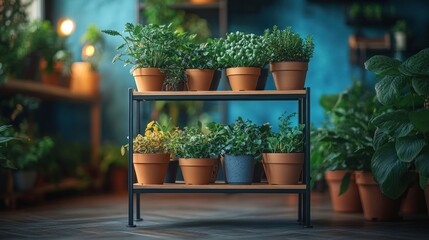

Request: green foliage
left=12, top=136, right=54, bottom=170
left=207, top=117, right=270, bottom=160
left=99, top=143, right=127, bottom=174
left=0, top=125, right=20, bottom=169
left=81, top=24, right=104, bottom=71
left=0, top=0, right=29, bottom=83
left=182, top=38, right=220, bottom=69
left=266, top=112, right=305, bottom=153
left=167, top=123, right=220, bottom=159
left=217, top=31, right=269, bottom=68
left=103, top=23, right=184, bottom=74
left=365, top=48, right=429, bottom=198
left=264, top=26, right=314, bottom=63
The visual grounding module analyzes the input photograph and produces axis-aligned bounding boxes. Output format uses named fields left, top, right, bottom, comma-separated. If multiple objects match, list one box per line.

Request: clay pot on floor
left=400, top=172, right=427, bottom=215
left=355, top=171, right=402, bottom=221
left=133, top=153, right=170, bottom=184
left=186, top=69, right=214, bottom=91
left=270, top=62, right=308, bottom=90
left=70, top=62, right=100, bottom=95
left=262, top=153, right=304, bottom=185
left=132, top=68, right=164, bottom=91
left=226, top=67, right=260, bottom=91
left=325, top=170, right=362, bottom=213
left=179, top=158, right=216, bottom=185
left=109, top=167, right=127, bottom=193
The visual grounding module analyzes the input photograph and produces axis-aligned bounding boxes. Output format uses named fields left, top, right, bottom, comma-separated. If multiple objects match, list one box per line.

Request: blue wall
left=52, top=0, right=429, bottom=144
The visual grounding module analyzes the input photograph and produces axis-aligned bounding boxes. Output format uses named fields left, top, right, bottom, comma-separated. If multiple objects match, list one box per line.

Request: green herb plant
left=182, top=38, right=219, bottom=70
left=264, top=26, right=314, bottom=63
left=266, top=112, right=305, bottom=153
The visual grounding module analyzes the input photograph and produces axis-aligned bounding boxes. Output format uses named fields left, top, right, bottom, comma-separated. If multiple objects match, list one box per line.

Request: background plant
left=365, top=48, right=429, bottom=199
left=218, top=31, right=269, bottom=68
left=81, top=24, right=104, bottom=71
left=265, top=26, right=314, bottom=63
left=266, top=112, right=305, bottom=153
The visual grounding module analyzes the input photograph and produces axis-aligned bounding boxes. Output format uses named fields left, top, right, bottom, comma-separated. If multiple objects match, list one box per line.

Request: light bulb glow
left=82, top=44, right=95, bottom=58
left=58, top=18, right=75, bottom=36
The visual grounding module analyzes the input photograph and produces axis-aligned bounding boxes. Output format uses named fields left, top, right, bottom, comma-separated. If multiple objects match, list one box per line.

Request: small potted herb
left=263, top=112, right=305, bottom=185
left=218, top=31, right=269, bottom=91
left=121, top=121, right=170, bottom=184
left=265, top=26, right=314, bottom=90
left=167, top=123, right=220, bottom=185
left=103, top=23, right=183, bottom=91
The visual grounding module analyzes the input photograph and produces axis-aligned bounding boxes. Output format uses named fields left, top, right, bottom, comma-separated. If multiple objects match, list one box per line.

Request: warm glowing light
left=57, top=18, right=75, bottom=36
left=82, top=44, right=95, bottom=58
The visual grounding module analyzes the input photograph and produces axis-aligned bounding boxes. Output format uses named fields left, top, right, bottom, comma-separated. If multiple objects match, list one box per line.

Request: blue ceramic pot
left=224, top=154, right=254, bottom=184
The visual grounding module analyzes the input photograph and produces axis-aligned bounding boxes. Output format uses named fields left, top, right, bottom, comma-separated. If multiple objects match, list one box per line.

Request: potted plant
left=121, top=120, right=170, bottom=184
left=167, top=124, right=219, bottom=185
left=265, top=26, right=314, bottom=90
left=263, top=112, right=305, bottom=185
left=365, top=48, right=429, bottom=216
left=208, top=117, right=270, bottom=184
left=218, top=31, right=269, bottom=91
left=103, top=23, right=183, bottom=91
left=71, top=24, right=104, bottom=94
left=183, top=38, right=219, bottom=91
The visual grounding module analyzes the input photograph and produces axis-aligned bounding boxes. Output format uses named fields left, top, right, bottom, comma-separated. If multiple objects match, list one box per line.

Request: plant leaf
left=365, top=55, right=401, bottom=75
left=400, top=48, right=429, bottom=77
left=373, top=128, right=389, bottom=150
left=415, top=149, right=429, bottom=189
left=412, top=77, right=429, bottom=96
left=101, top=29, right=121, bottom=36
left=339, top=172, right=351, bottom=196
left=395, top=136, right=425, bottom=163
left=371, top=142, right=409, bottom=199
left=374, top=75, right=407, bottom=105
left=409, top=109, right=429, bottom=133
left=371, top=110, right=414, bottom=138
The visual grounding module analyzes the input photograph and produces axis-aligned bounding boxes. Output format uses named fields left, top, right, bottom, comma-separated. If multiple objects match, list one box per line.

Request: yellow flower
left=146, top=120, right=155, bottom=130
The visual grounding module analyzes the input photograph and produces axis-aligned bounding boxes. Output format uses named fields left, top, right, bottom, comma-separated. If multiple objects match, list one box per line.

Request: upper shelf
left=139, top=2, right=221, bottom=10
left=132, top=89, right=308, bottom=101
left=0, top=80, right=99, bottom=103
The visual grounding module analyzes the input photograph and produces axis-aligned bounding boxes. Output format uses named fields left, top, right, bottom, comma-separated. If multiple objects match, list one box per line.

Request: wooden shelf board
left=0, top=80, right=98, bottom=103
left=134, top=182, right=306, bottom=190
left=139, top=2, right=221, bottom=10
left=133, top=90, right=307, bottom=96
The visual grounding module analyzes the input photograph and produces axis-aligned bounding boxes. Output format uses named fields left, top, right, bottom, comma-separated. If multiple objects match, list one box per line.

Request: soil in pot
left=133, top=68, right=164, bottom=91
left=133, top=153, right=170, bottom=184
left=270, top=62, right=308, bottom=90
left=223, top=154, right=254, bottom=184
left=262, top=153, right=303, bottom=185
left=226, top=67, right=260, bottom=91
left=186, top=69, right=214, bottom=91
left=325, top=170, right=362, bottom=213
left=179, top=158, right=216, bottom=185
left=209, top=69, right=222, bottom=91
left=355, top=171, right=402, bottom=221
left=164, top=160, right=179, bottom=183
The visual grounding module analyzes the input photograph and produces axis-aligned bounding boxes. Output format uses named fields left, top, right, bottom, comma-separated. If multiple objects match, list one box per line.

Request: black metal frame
left=127, top=88, right=312, bottom=228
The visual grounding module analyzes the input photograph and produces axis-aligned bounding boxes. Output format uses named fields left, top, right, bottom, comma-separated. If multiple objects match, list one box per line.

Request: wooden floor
left=0, top=192, right=428, bottom=239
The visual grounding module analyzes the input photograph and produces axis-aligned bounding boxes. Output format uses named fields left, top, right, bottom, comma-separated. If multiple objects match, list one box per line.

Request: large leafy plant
left=365, top=48, right=429, bottom=199
left=218, top=31, right=269, bottom=68
left=264, top=26, right=314, bottom=63
left=103, top=23, right=183, bottom=73
left=266, top=112, right=305, bottom=153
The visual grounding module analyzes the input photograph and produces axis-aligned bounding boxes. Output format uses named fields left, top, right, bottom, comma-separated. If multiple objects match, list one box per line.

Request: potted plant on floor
left=208, top=117, right=270, bottom=184
left=365, top=48, right=429, bottom=215
left=121, top=121, right=170, bottom=184
left=218, top=31, right=269, bottom=91
left=167, top=123, right=219, bottom=185
left=103, top=23, right=183, bottom=91
left=265, top=26, right=314, bottom=90
left=263, top=112, right=305, bottom=185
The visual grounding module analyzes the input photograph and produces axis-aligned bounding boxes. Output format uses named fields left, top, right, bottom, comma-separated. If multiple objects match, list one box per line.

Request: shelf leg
left=136, top=193, right=143, bottom=222
left=297, top=193, right=303, bottom=224
left=127, top=88, right=136, bottom=228
left=304, top=87, right=313, bottom=228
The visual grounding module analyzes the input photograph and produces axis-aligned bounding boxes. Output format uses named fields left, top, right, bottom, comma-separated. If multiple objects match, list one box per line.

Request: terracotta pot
left=209, top=69, right=222, bottom=91
left=133, top=153, right=170, bottom=184
left=179, top=158, right=216, bottom=185
left=186, top=69, right=214, bottom=91
left=325, top=170, right=362, bottom=213
left=425, top=180, right=429, bottom=215
left=132, top=68, right=164, bottom=91
left=109, top=167, right=127, bottom=193
left=269, top=62, right=308, bottom=90
left=401, top=184, right=427, bottom=215
left=40, top=59, right=63, bottom=86
left=226, top=67, right=260, bottom=91
left=70, top=62, right=100, bottom=94
left=262, top=153, right=304, bottom=185
left=355, top=171, right=402, bottom=221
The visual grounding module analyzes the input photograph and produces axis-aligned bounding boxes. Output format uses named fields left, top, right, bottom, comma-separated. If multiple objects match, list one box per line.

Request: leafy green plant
left=121, top=120, right=169, bottom=155
left=392, top=20, right=408, bottom=33
left=164, top=66, right=187, bottom=90
left=365, top=48, right=429, bottom=199
left=0, top=125, right=20, bottom=169
left=167, top=123, right=220, bottom=159
left=81, top=24, right=104, bottom=71
left=266, top=112, right=305, bottom=153
left=207, top=117, right=270, bottom=160
left=12, top=136, right=54, bottom=170
left=264, top=26, right=314, bottom=63
left=103, top=23, right=183, bottom=73
left=182, top=38, right=219, bottom=69
left=218, top=31, right=269, bottom=68
left=100, top=143, right=127, bottom=174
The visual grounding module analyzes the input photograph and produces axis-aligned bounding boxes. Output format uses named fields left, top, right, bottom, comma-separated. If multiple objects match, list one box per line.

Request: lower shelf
left=133, top=182, right=307, bottom=193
